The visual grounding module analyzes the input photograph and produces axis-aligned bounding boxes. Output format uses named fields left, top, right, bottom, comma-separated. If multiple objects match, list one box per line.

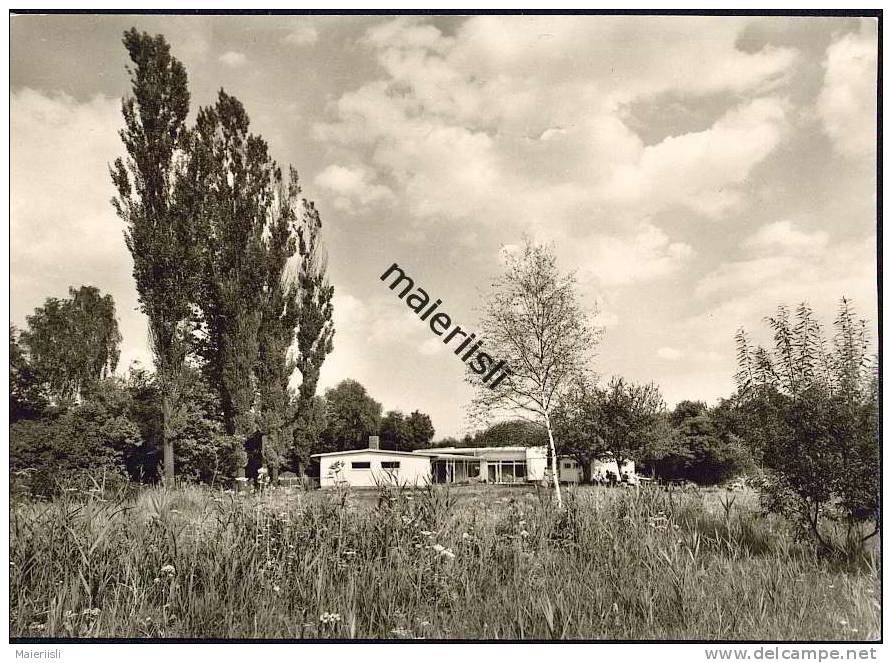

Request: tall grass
left=9, top=483, right=879, bottom=640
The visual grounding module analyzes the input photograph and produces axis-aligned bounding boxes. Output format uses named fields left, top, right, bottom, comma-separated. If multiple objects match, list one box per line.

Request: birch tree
left=469, top=238, right=600, bottom=506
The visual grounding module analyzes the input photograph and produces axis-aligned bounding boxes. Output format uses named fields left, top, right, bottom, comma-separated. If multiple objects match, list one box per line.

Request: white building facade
left=313, top=449, right=434, bottom=488
left=313, top=443, right=635, bottom=487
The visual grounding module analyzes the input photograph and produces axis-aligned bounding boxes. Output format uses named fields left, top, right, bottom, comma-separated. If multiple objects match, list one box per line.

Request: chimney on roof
left=369, top=435, right=379, bottom=450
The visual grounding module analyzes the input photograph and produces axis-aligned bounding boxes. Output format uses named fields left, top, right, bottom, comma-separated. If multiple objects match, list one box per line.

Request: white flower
left=273, top=585, right=281, bottom=593
left=432, top=543, right=445, bottom=553
left=420, top=530, right=433, bottom=536
left=520, top=530, right=530, bottom=538
left=440, top=549, right=456, bottom=560
left=160, top=564, right=176, bottom=576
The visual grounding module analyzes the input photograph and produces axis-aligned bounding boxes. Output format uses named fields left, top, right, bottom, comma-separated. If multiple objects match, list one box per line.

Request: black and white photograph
left=6, top=6, right=882, bottom=651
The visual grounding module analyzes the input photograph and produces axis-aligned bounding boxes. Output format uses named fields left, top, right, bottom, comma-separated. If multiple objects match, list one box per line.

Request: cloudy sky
left=10, top=13, right=878, bottom=438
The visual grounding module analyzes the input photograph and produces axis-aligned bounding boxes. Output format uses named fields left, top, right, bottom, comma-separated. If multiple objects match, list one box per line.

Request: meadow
left=9, top=482, right=880, bottom=640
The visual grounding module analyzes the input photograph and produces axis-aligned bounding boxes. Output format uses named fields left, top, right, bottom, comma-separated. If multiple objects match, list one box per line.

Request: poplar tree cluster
left=111, top=28, right=334, bottom=482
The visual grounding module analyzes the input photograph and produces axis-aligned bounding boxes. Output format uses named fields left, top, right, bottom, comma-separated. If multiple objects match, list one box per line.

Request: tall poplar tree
left=292, top=198, right=335, bottom=426
left=187, top=90, right=276, bottom=477
left=257, top=172, right=335, bottom=480
left=255, top=170, right=303, bottom=482
left=111, top=28, right=194, bottom=482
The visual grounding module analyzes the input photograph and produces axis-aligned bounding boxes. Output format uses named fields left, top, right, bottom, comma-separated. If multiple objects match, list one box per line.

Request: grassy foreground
left=10, top=483, right=879, bottom=640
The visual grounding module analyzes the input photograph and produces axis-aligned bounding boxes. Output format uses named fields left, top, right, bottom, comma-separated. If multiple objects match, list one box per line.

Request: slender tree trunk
left=581, top=458, right=592, bottom=484
left=161, top=390, right=174, bottom=483
left=544, top=411, right=563, bottom=507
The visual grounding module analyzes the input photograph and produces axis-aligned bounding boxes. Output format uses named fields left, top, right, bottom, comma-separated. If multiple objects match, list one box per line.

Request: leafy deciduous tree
left=735, top=299, right=879, bottom=549
left=111, top=28, right=195, bottom=482
left=469, top=238, right=600, bottom=506
left=19, top=286, right=122, bottom=405
left=320, top=379, right=382, bottom=453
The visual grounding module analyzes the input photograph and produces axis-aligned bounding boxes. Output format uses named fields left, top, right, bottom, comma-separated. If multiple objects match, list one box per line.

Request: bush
left=735, top=300, right=879, bottom=550
left=10, top=414, right=134, bottom=497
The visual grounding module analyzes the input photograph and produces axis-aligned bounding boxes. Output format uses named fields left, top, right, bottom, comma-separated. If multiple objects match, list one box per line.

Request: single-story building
left=313, top=438, right=635, bottom=487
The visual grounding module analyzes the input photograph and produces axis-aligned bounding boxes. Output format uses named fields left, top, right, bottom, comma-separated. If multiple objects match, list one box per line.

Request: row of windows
left=349, top=461, right=400, bottom=470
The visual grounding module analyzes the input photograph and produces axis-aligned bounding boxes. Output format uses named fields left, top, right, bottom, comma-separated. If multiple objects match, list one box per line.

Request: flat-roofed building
left=312, top=440, right=634, bottom=487
left=312, top=448, right=435, bottom=488
left=414, top=446, right=548, bottom=484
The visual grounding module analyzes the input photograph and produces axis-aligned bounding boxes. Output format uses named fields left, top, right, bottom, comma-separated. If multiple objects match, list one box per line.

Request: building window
left=351, top=461, right=371, bottom=469
left=381, top=461, right=400, bottom=470
left=563, top=462, right=574, bottom=469
left=489, top=460, right=527, bottom=483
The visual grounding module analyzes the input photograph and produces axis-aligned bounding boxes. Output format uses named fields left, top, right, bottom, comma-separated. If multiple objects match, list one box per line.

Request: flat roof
left=415, top=446, right=538, bottom=455
left=310, top=448, right=435, bottom=459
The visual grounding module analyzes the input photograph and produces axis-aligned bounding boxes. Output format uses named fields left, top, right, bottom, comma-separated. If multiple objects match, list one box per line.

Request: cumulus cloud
left=284, top=25, right=318, bottom=46
left=697, top=221, right=838, bottom=300
left=10, top=89, right=150, bottom=369
left=418, top=337, right=444, bottom=356
left=817, top=22, right=878, bottom=159
left=572, top=224, right=694, bottom=286
left=691, top=227, right=876, bottom=345
left=657, top=347, right=683, bottom=361
left=315, top=15, right=796, bottom=234
left=599, top=97, right=788, bottom=219
left=743, top=220, right=828, bottom=255
left=314, top=164, right=394, bottom=213
left=218, top=51, right=247, bottom=67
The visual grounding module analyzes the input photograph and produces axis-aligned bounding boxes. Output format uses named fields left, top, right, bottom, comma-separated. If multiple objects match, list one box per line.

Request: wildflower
left=462, top=532, right=472, bottom=540
left=273, top=585, right=281, bottom=593
left=420, top=530, right=433, bottom=537
left=343, top=550, right=357, bottom=557
left=160, top=564, right=176, bottom=576
left=432, top=543, right=445, bottom=553
left=440, top=549, right=456, bottom=560
left=154, top=577, right=161, bottom=584
left=319, top=612, right=341, bottom=624
left=520, top=530, right=530, bottom=538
